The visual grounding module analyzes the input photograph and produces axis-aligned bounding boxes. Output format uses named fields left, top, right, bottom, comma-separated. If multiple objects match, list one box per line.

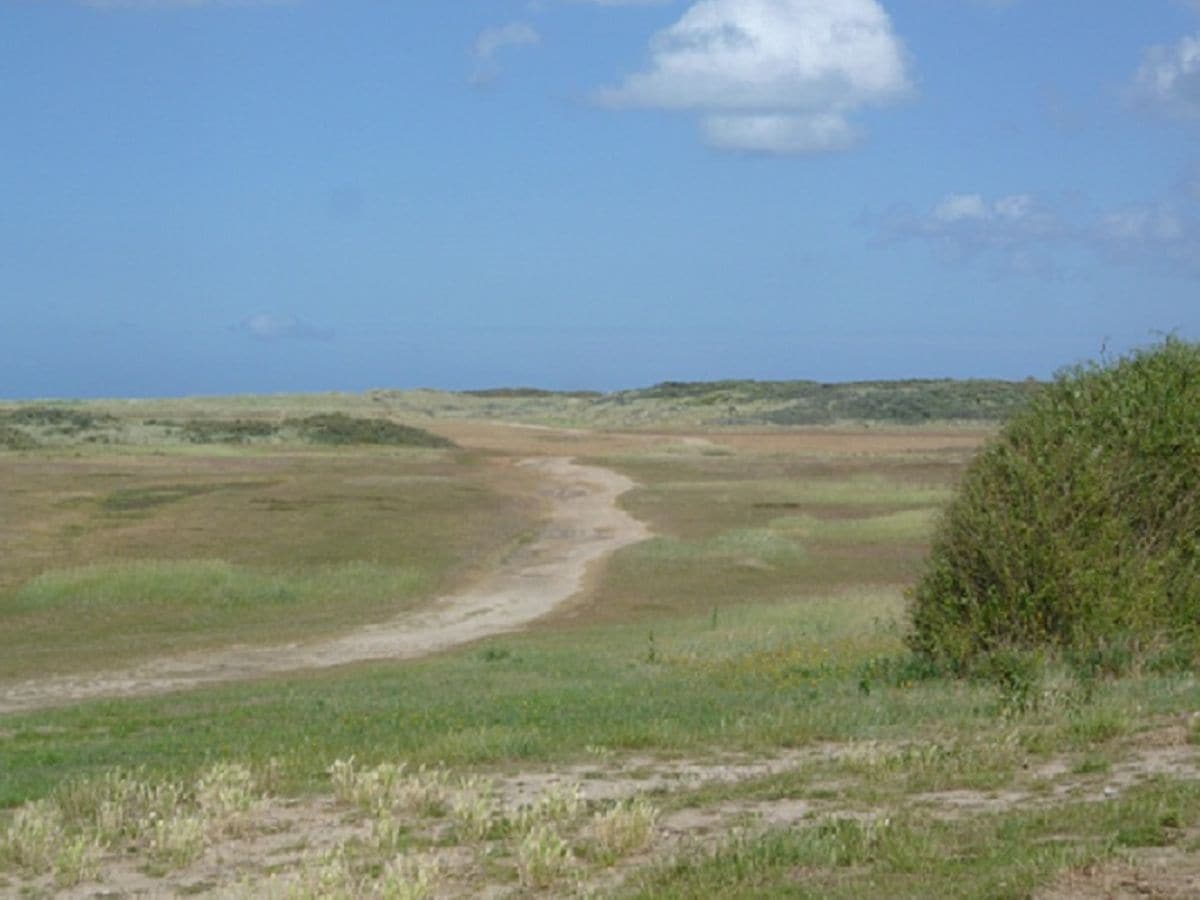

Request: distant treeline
left=461, top=378, right=1044, bottom=425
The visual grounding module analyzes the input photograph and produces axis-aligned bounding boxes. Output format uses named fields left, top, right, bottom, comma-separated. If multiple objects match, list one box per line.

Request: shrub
left=908, top=338, right=1200, bottom=673
left=180, top=419, right=279, bottom=444
left=290, top=414, right=455, bottom=448
left=0, top=424, right=38, bottom=450
left=0, top=405, right=115, bottom=432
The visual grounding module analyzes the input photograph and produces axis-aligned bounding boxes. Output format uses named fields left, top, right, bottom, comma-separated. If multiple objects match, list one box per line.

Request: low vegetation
left=2, top=364, right=1197, bottom=896
left=909, top=338, right=1200, bottom=675
left=291, top=413, right=457, bottom=448
left=0, top=405, right=117, bottom=432
left=0, top=437, right=539, bottom=678
left=636, top=377, right=1041, bottom=425
left=0, top=406, right=456, bottom=450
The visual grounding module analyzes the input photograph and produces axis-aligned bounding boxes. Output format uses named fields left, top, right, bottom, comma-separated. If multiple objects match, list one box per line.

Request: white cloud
left=237, top=313, right=333, bottom=342
left=1129, top=32, right=1200, bottom=120
left=472, top=22, right=541, bottom=85
left=474, top=23, right=541, bottom=61
left=933, top=193, right=989, bottom=223
left=702, top=111, right=858, bottom=153
left=875, top=188, right=1200, bottom=279
left=890, top=191, right=1064, bottom=276
left=596, top=0, right=911, bottom=155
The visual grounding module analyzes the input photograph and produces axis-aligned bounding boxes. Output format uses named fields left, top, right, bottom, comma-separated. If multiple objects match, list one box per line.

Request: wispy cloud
left=471, top=22, right=541, bottom=85
left=595, top=0, right=911, bottom=155
left=1127, top=32, right=1200, bottom=120
left=873, top=187, right=1200, bottom=279
left=875, top=193, right=1066, bottom=278
left=236, top=313, right=334, bottom=342
left=1093, top=202, right=1200, bottom=274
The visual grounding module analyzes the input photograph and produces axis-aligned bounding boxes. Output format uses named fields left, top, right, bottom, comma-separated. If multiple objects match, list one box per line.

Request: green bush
left=908, top=338, right=1200, bottom=673
left=291, top=413, right=455, bottom=448
left=0, top=424, right=39, bottom=451
left=0, top=405, right=115, bottom=433
left=180, top=419, right=280, bottom=444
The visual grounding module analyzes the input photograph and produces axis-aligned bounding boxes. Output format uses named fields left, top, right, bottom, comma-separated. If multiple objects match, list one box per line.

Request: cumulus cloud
left=874, top=188, right=1200, bottom=279
left=1128, top=32, right=1200, bottom=120
left=472, top=22, right=540, bottom=85
left=237, top=313, right=333, bottom=342
left=596, top=0, right=911, bottom=154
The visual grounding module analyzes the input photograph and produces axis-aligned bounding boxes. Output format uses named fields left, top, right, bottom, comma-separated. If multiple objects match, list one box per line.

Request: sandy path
left=0, top=457, right=649, bottom=715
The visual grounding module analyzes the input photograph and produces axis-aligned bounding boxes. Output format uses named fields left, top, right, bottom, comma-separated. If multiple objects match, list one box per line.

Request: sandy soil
left=0, top=457, right=649, bottom=715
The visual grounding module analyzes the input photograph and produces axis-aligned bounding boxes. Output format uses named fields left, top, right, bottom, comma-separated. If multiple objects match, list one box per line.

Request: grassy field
left=0, top=424, right=544, bottom=679
left=1, top=404, right=1198, bottom=897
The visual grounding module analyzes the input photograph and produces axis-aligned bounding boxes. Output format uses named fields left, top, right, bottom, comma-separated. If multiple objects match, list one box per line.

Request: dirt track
left=0, top=457, right=648, bottom=715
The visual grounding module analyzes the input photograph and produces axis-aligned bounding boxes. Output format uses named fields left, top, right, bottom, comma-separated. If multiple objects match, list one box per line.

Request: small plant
left=329, top=757, right=359, bottom=804
left=800, top=816, right=894, bottom=867
left=329, top=759, right=451, bottom=818
left=370, top=812, right=409, bottom=855
left=53, top=834, right=102, bottom=887
left=587, top=797, right=659, bottom=864
left=509, top=781, right=585, bottom=835
left=377, top=853, right=441, bottom=900
left=146, top=813, right=206, bottom=868
left=0, top=799, right=64, bottom=874
left=195, top=761, right=259, bottom=836
left=517, top=824, right=574, bottom=889
left=395, top=765, right=452, bottom=818
left=288, top=846, right=363, bottom=900
left=450, top=777, right=498, bottom=841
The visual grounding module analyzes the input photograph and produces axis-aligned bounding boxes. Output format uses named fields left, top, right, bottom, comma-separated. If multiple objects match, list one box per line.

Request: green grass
left=557, top=453, right=954, bottom=627
left=1, top=560, right=432, bottom=680
left=4, top=584, right=1196, bottom=807
left=771, top=509, right=939, bottom=544
left=626, top=776, right=1200, bottom=898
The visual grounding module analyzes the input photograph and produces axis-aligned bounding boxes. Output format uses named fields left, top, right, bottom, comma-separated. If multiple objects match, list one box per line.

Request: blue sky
left=2, top=0, right=1199, bottom=398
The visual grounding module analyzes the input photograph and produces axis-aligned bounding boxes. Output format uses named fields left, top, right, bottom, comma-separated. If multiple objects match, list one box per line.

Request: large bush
left=908, top=338, right=1200, bottom=673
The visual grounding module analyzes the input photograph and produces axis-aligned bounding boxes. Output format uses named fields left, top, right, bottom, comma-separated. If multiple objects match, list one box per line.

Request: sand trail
left=0, top=457, right=648, bottom=715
